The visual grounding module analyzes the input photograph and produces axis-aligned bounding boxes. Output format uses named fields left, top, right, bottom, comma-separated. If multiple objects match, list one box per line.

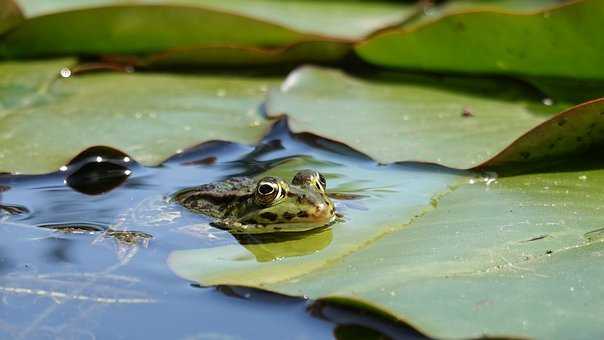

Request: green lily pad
left=0, top=0, right=23, bottom=34
left=186, top=0, right=417, bottom=40
left=169, top=155, right=469, bottom=286
left=169, top=146, right=604, bottom=339
left=0, top=4, right=315, bottom=58
left=480, top=98, right=604, bottom=170
left=356, top=0, right=604, bottom=79
left=0, top=59, right=280, bottom=174
left=266, top=65, right=566, bottom=169
left=13, top=0, right=416, bottom=40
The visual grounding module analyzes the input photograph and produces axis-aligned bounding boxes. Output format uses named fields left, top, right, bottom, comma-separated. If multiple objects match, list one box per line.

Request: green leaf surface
left=169, top=154, right=468, bottom=289
left=0, top=0, right=23, bottom=34
left=0, top=59, right=279, bottom=173
left=14, top=0, right=416, bottom=40
left=356, top=0, right=604, bottom=79
left=480, top=98, right=604, bottom=170
left=186, top=0, right=417, bottom=40
left=0, top=4, right=315, bottom=58
left=266, top=65, right=565, bottom=169
left=169, top=152, right=604, bottom=339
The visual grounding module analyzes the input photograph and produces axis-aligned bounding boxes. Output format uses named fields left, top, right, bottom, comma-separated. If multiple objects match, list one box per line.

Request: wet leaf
left=0, top=59, right=279, bottom=173
left=169, top=151, right=604, bottom=339
left=267, top=65, right=565, bottom=169
left=356, top=0, right=604, bottom=79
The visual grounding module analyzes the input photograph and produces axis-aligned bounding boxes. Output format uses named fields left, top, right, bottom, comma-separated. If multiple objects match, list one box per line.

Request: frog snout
left=312, top=202, right=334, bottom=221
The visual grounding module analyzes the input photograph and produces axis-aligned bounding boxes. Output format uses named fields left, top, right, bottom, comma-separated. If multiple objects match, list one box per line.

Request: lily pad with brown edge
left=169, top=150, right=604, bottom=339
left=266, top=65, right=569, bottom=169
left=0, top=4, right=326, bottom=59
left=134, top=41, right=352, bottom=68
left=478, top=98, right=604, bottom=172
left=0, top=59, right=280, bottom=174
left=356, top=0, right=604, bottom=80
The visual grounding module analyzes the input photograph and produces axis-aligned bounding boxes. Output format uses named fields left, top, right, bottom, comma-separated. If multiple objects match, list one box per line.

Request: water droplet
left=542, top=98, right=553, bottom=106
left=59, top=165, right=68, bottom=171
left=95, top=156, right=103, bottom=163
left=59, top=67, right=72, bottom=78
left=124, top=170, right=132, bottom=176
left=123, top=157, right=130, bottom=162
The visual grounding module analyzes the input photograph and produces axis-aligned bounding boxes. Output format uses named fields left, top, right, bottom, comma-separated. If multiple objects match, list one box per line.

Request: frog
left=172, top=169, right=336, bottom=234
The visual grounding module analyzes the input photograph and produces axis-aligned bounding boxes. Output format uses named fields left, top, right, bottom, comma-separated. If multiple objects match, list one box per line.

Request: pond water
left=0, top=118, right=439, bottom=339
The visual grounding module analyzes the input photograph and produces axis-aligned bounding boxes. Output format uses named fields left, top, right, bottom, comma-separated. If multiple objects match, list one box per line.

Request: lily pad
left=266, top=65, right=566, bottom=169
left=356, top=0, right=604, bottom=79
left=0, top=0, right=23, bottom=34
left=0, top=4, right=316, bottom=58
left=0, top=59, right=280, bottom=173
left=169, top=138, right=604, bottom=339
left=480, top=98, right=604, bottom=170
left=13, top=0, right=417, bottom=40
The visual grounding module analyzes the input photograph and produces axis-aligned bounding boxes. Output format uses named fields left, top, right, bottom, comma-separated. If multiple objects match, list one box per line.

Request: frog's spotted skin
left=173, top=170, right=336, bottom=234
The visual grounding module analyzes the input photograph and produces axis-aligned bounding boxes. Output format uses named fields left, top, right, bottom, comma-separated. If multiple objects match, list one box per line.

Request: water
left=0, top=118, right=434, bottom=339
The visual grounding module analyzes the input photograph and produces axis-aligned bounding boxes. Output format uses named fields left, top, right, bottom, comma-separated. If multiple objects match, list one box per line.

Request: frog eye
left=255, top=177, right=283, bottom=205
left=317, top=172, right=327, bottom=191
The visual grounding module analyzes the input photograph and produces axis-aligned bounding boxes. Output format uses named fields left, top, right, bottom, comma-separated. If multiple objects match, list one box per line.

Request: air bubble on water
left=59, top=68, right=72, bottom=78
left=542, top=98, right=553, bottom=106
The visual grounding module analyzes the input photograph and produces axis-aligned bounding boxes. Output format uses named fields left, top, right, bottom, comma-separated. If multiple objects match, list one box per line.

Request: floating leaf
left=0, top=59, right=279, bottom=173
left=0, top=0, right=23, bottom=34
left=0, top=4, right=318, bottom=58
left=356, top=0, right=604, bottom=79
left=480, top=98, right=604, bottom=170
left=169, top=148, right=604, bottom=339
left=267, top=65, right=565, bottom=169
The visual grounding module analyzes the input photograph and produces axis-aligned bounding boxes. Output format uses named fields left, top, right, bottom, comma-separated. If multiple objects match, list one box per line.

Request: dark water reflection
left=0, top=119, right=430, bottom=339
